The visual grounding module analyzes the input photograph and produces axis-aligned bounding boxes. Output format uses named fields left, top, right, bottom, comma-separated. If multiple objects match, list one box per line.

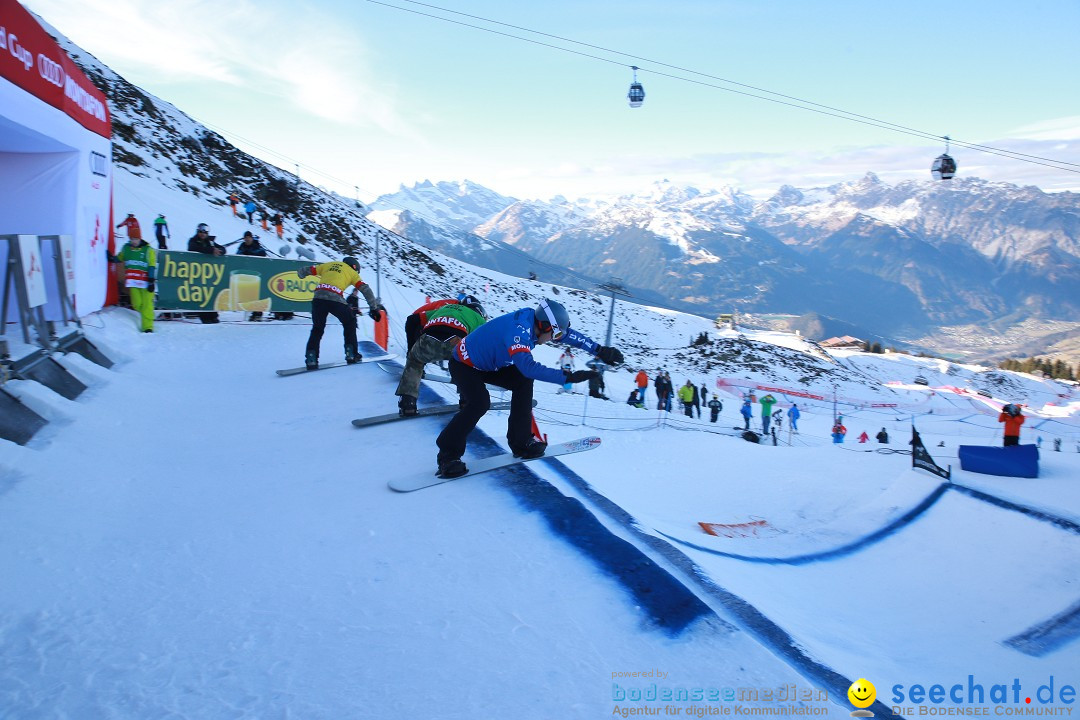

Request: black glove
left=596, top=346, right=624, bottom=365
left=147, top=280, right=155, bottom=293
left=369, top=305, right=385, bottom=322
left=565, top=370, right=598, bottom=384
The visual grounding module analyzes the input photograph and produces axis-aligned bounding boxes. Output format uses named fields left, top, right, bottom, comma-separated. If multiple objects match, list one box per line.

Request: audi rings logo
left=89, top=152, right=108, bottom=177
left=38, top=54, right=66, bottom=88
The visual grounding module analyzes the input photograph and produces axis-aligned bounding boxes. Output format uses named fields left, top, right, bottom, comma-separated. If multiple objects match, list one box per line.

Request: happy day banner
left=155, top=252, right=317, bottom=313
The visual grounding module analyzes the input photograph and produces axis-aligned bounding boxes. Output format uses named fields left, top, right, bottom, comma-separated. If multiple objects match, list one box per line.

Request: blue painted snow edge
left=466, top=432, right=714, bottom=637
left=528, top=451, right=897, bottom=719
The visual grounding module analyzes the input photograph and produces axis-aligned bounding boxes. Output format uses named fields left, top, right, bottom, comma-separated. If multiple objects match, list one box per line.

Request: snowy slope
left=3, top=297, right=1078, bottom=718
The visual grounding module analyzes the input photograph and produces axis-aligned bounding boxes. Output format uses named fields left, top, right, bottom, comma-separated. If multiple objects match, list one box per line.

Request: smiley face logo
left=848, top=678, right=876, bottom=709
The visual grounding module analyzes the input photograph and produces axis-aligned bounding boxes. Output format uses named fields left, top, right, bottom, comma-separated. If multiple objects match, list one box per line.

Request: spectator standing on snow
left=188, top=223, right=225, bottom=256
left=587, top=367, right=608, bottom=400
left=708, top=397, right=722, bottom=423
left=652, top=371, right=669, bottom=410
left=272, top=212, right=285, bottom=239
left=876, top=428, right=889, bottom=444
left=700, top=383, right=709, bottom=411
left=998, top=404, right=1025, bottom=447
left=235, top=231, right=267, bottom=257
left=678, top=380, right=695, bottom=417
left=788, top=403, right=801, bottom=432
left=235, top=231, right=268, bottom=320
left=635, top=370, right=649, bottom=404
left=760, top=394, right=777, bottom=434
left=187, top=223, right=226, bottom=323
left=228, top=192, right=239, bottom=216
left=243, top=200, right=257, bottom=225
left=559, top=349, right=576, bottom=372
left=740, top=398, right=753, bottom=430
left=153, top=214, right=170, bottom=249
left=832, top=421, right=847, bottom=444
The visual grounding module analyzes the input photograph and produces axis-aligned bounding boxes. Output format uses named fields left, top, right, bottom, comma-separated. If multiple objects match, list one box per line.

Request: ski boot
left=305, top=351, right=318, bottom=371
left=345, top=347, right=362, bottom=365
left=398, top=395, right=418, bottom=417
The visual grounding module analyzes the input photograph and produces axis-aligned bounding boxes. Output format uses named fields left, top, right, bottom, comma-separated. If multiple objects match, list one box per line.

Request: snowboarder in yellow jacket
left=296, top=256, right=384, bottom=370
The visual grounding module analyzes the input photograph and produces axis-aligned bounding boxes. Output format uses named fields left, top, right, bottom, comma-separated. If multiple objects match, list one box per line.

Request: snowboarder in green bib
left=395, top=293, right=488, bottom=416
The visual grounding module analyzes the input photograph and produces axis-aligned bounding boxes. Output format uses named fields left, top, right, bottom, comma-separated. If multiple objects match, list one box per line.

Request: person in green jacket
left=760, top=394, right=777, bottom=434
left=396, top=294, right=488, bottom=416
left=108, top=235, right=157, bottom=332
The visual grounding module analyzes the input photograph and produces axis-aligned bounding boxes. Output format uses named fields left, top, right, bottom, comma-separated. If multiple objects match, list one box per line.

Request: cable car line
left=364, top=0, right=1079, bottom=175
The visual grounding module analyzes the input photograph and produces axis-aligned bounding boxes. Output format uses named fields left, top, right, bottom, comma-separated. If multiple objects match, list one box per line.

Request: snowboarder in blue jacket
left=435, top=298, right=624, bottom=478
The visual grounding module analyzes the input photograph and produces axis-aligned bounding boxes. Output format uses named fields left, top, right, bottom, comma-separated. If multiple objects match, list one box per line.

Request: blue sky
left=25, top=0, right=1080, bottom=201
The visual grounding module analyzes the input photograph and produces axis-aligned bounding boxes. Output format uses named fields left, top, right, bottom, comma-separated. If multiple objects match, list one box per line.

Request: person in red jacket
left=999, top=404, right=1025, bottom=446
left=116, top=213, right=142, bottom=240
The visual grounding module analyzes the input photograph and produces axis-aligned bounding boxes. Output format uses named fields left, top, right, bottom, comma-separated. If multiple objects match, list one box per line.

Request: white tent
left=1, top=0, right=112, bottom=319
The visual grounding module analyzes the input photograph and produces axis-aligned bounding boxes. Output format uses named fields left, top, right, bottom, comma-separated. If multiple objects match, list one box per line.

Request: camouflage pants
left=395, top=334, right=459, bottom=399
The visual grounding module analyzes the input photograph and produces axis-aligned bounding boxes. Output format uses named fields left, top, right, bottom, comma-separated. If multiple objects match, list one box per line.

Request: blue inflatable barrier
left=958, top=444, right=1040, bottom=478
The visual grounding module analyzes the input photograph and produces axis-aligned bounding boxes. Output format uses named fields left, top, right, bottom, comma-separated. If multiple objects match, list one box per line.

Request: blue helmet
left=535, top=298, right=570, bottom=340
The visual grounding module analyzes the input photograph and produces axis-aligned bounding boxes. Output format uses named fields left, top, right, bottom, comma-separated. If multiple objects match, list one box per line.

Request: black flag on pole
left=912, top=425, right=951, bottom=480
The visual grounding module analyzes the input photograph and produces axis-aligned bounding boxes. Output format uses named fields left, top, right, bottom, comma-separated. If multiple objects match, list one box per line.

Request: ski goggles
left=537, top=300, right=565, bottom=341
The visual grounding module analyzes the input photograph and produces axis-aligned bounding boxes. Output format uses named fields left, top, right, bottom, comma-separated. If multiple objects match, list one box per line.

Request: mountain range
left=369, top=176, right=1080, bottom=360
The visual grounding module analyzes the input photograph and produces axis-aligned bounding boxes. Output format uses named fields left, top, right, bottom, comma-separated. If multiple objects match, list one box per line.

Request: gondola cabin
left=627, top=66, right=645, bottom=108
left=931, top=153, right=957, bottom=180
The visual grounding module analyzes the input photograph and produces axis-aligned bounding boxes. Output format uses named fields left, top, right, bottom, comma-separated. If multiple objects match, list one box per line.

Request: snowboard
left=389, top=436, right=602, bottom=492
left=351, top=398, right=535, bottom=429
left=376, top=361, right=451, bottom=384
left=276, top=353, right=397, bottom=377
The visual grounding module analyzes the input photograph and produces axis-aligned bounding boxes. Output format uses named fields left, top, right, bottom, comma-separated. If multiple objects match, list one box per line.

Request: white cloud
left=1011, top=116, right=1080, bottom=142
left=24, top=0, right=409, bottom=132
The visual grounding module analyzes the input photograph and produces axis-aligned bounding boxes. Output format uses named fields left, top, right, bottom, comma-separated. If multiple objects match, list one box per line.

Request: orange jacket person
left=998, top=404, right=1025, bottom=446
left=116, top=213, right=142, bottom=240
left=297, top=256, right=384, bottom=370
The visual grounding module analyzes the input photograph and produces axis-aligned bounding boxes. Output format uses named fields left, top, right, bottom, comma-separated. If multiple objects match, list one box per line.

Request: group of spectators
left=228, top=192, right=286, bottom=239
left=110, top=212, right=295, bottom=330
